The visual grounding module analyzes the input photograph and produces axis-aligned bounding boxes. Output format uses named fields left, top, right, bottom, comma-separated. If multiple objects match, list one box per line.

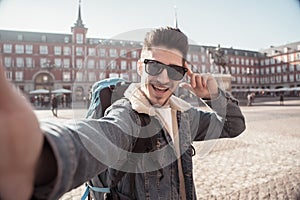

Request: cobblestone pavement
left=34, top=100, right=300, bottom=200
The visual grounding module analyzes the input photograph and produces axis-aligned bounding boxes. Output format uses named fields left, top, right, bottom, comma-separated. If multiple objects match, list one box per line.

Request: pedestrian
left=51, top=94, right=58, bottom=117
left=280, top=94, right=284, bottom=105
left=0, top=27, right=246, bottom=200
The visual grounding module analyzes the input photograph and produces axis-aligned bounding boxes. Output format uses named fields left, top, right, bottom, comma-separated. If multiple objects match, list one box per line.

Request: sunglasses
left=144, top=59, right=188, bottom=81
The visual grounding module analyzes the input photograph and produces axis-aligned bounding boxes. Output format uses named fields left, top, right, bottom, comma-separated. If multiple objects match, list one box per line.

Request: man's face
left=138, top=47, right=185, bottom=106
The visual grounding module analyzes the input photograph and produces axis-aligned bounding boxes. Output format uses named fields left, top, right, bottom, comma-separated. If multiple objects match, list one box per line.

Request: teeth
left=154, top=85, right=168, bottom=91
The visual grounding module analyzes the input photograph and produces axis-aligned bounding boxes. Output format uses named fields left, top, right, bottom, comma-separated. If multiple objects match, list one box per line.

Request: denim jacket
left=33, top=88, right=245, bottom=200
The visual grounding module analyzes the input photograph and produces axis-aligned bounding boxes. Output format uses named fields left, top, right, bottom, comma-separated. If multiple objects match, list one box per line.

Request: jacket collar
left=124, top=83, right=192, bottom=115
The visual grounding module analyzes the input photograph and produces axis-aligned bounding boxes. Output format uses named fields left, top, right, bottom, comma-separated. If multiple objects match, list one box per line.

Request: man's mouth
left=152, top=84, right=169, bottom=93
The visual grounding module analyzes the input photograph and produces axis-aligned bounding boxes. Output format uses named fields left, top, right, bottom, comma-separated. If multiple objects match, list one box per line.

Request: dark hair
left=142, top=27, right=188, bottom=59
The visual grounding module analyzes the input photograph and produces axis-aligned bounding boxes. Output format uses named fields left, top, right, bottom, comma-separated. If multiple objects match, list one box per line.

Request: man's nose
left=156, top=68, right=170, bottom=83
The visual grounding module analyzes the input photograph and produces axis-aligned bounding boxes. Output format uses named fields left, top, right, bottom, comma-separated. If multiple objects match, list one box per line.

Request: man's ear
left=137, top=60, right=143, bottom=76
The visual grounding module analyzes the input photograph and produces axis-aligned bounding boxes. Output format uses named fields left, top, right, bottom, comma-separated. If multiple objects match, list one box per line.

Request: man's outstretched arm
left=0, top=61, right=45, bottom=199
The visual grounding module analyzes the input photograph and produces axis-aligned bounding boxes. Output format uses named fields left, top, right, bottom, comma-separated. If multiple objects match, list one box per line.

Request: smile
left=152, top=84, right=169, bottom=93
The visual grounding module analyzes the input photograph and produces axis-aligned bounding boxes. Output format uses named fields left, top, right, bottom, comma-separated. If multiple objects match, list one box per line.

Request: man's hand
left=0, top=62, right=44, bottom=199
left=180, top=63, right=219, bottom=99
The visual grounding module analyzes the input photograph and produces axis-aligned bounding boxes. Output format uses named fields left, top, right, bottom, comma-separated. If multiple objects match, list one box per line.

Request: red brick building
left=0, top=3, right=299, bottom=101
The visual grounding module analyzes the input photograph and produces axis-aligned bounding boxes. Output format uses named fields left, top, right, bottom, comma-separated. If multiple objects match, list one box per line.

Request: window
left=260, top=60, right=264, bottom=66
left=282, top=64, right=288, bottom=73
left=131, top=51, right=138, bottom=58
left=76, top=47, right=83, bottom=56
left=54, top=46, right=62, bottom=55
left=16, top=57, right=24, bottom=67
left=270, top=76, right=275, bottom=83
left=230, top=57, right=235, bottom=65
left=271, top=67, right=275, bottom=74
left=236, top=67, right=240, bottom=74
left=40, top=58, right=47, bottom=68
left=25, top=45, right=33, bottom=54
left=76, top=59, right=83, bottom=68
left=283, top=75, right=287, bottom=82
left=289, top=64, right=294, bottom=72
left=39, top=46, right=48, bottom=54
left=109, top=60, right=117, bottom=69
left=289, top=74, right=294, bottom=82
left=237, top=77, right=241, bottom=83
left=192, top=55, right=199, bottom=62
left=76, top=34, right=83, bottom=44
left=241, top=58, right=244, bottom=65
left=99, top=60, right=106, bottom=69
left=88, top=48, right=96, bottom=56
left=245, top=59, right=249, bottom=66
left=63, top=47, right=71, bottom=55
left=186, top=54, right=191, bottom=61
left=231, top=67, right=236, bottom=74
left=121, top=61, right=127, bottom=70
left=26, top=58, right=33, bottom=68
left=260, top=68, right=265, bottom=75
left=289, top=54, right=294, bottom=62
left=87, top=59, right=95, bottom=69
left=283, top=55, right=287, bottom=63
left=17, top=34, right=23, bottom=41
left=5, top=71, right=12, bottom=80
left=120, top=49, right=127, bottom=57
left=64, top=36, right=69, bottom=43
left=296, top=53, right=300, bottom=60
left=270, top=58, right=275, bottom=65
left=63, top=59, right=70, bottom=68
left=63, top=72, right=71, bottom=82
left=276, top=75, right=281, bottom=83
left=201, top=55, right=206, bottom=63
left=266, top=68, right=270, bottom=75
left=277, top=66, right=281, bottom=73
left=131, top=61, right=137, bottom=70
left=41, top=35, right=47, bottom=42
left=250, top=59, right=254, bottom=66
left=99, top=49, right=106, bottom=57
left=296, top=64, right=300, bottom=71
left=297, top=74, right=300, bottom=81
left=256, top=68, right=259, bottom=75
left=88, top=72, right=96, bottom=82
left=15, top=71, right=23, bottom=81
left=3, top=44, right=12, bottom=53
left=236, top=58, right=240, bottom=65
left=201, top=65, right=206, bottom=73
left=109, top=49, right=117, bottom=57
left=76, top=72, right=83, bottom=82
left=265, top=58, right=269, bottom=65
left=54, top=58, right=62, bottom=68
left=4, top=57, right=12, bottom=67
left=15, top=45, right=24, bottom=54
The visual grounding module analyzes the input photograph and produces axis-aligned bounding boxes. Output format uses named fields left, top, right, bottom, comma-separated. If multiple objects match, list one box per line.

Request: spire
left=174, top=5, right=178, bottom=28
left=75, top=0, right=84, bottom=27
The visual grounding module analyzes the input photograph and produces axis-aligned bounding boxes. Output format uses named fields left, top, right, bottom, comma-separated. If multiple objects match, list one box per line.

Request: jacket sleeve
left=32, top=99, right=141, bottom=200
left=190, top=89, right=246, bottom=141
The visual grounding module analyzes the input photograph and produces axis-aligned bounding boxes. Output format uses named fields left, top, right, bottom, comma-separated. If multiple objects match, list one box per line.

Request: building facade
left=0, top=4, right=300, bottom=101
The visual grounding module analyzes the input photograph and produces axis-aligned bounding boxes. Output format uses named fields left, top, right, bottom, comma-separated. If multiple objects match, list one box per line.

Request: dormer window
left=41, top=35, right=47, bottom=42
left=64, top=36, right=69, bottom=43
left=76, top=34, right=83, bottom=44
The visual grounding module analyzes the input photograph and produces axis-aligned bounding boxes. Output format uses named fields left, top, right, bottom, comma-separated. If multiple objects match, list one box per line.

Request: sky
left=0, top=0, right=299, bottom=51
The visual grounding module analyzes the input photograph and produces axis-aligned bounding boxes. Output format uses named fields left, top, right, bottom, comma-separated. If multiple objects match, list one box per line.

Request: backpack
left=82, top=78, right=157, bottom=200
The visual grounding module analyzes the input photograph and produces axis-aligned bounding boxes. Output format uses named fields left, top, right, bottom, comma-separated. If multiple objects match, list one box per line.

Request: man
left=0, top=27, right=245, bottom=200
left=51, top=94, right=58, bottom=117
